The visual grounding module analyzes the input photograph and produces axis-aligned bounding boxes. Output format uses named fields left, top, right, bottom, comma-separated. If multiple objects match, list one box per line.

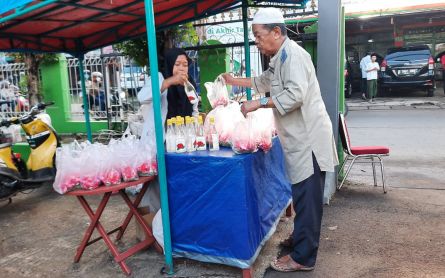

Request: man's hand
left=241, top=100, right=261, bottom=117
left=221, top=73, right=235, bottom=85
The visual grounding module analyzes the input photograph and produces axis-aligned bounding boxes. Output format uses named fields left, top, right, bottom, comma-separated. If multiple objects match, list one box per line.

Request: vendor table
left=166, top=138, right=291, bottom=277
left=66, top=176, right=161, bottom=275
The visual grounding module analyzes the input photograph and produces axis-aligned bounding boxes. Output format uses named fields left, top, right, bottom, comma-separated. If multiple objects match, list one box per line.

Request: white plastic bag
left=78, top=144, right=101, bottom=190
left=250, top=108, right=275, bottom=152
left=53, top=146, right=79, bottom=194
left=205, top=75, right=229, bottom=108
left=117, top=138, right=139, bottom=182
left=184, top=80, right=199, bottom=105
left=97, top=144, right=121, bottom=186
left=231, top=116, right=258, bottom=154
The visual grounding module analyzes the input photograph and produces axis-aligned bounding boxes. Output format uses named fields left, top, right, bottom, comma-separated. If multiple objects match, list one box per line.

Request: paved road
left=344, top=109, right=445, bottom=190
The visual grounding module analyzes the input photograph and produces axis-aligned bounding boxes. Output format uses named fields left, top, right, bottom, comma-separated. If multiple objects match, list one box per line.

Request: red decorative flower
left=196, top=141, right=205, bottom=147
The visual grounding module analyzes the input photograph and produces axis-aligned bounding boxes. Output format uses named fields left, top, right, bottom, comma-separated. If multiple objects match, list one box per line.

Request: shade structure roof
left=0, top=0, right=309, bottom=55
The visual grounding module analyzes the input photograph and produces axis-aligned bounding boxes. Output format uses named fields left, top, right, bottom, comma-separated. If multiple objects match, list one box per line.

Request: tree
left=12, top=53, right=58, bottom=106
left=114, top=23, right=198, bottom=69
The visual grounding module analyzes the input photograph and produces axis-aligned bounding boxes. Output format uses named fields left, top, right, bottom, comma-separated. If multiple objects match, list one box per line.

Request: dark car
left=380, top=45, right=435, bottom=96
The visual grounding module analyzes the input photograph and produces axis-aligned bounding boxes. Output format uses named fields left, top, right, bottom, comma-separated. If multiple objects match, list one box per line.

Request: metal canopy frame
left=0, top=0, right=323, bottom=275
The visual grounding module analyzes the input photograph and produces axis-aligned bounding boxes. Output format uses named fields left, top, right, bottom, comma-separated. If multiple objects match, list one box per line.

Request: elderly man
left=89, top=71, right=105, bottom=111
left=222, top=8, right=338, bottom=272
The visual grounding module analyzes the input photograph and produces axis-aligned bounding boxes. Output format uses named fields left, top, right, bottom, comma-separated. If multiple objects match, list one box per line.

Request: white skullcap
left=91, top=71, right=103, bottom=78
left=252, top=8, right=285, bottom=25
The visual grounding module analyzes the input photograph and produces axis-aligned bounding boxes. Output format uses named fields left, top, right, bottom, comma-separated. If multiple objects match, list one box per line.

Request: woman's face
left=172, top=54, right=188, bottom=76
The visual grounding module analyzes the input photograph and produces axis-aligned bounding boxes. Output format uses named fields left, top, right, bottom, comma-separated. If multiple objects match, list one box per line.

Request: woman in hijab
left=137, top=48, right=197, bottom=213
left=137, top=48, right=197, bottom=144
left=163, top=48, right=198, bottom=119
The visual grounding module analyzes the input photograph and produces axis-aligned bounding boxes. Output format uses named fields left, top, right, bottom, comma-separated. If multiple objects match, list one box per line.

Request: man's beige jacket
left=253, top=38, right=338, bottom=184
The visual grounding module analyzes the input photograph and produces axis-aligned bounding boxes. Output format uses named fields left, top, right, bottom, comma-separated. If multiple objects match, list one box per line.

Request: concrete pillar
left=317, top=0, right=341, bottom=204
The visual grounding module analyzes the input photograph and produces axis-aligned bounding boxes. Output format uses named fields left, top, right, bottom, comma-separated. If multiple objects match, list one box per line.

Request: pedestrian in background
left=360, top=51, right=371, bottom=100
left=366, top=54, right=380, bottom=103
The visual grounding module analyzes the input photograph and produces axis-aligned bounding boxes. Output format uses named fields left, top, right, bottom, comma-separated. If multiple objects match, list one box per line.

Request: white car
left=120, top=65, right=147, bottom=94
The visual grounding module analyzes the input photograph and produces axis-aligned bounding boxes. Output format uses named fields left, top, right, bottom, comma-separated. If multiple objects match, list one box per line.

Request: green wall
left=40, top=54, right=107, bottom=135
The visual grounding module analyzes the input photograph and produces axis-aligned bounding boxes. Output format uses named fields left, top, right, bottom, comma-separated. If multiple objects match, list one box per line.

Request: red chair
left=337, top=113, right=389, bottom=193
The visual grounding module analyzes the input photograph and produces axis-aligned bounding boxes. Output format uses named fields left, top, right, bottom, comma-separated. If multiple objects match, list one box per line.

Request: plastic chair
left=337, top=113, right=389, bottom=193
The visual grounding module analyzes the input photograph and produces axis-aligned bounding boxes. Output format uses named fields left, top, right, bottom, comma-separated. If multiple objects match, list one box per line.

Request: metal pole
left=78, top=55, right=93, bottom=142
left=338, top=7, right=345, bottom=173
left=143, top=0, right=174, bottom=274
left=242, top=0, right=252, bottom=100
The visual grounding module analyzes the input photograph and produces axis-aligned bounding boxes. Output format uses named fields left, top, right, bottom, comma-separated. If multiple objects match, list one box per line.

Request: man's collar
left=270, top=37, right=290, bottom=65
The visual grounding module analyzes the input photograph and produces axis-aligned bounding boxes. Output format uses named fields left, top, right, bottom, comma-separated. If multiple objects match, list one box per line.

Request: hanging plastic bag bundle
left=205, top=74, right=229, bottom=108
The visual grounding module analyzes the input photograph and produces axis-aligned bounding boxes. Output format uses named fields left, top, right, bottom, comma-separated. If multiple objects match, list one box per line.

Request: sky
left=311, top=0, right=445, bottom=13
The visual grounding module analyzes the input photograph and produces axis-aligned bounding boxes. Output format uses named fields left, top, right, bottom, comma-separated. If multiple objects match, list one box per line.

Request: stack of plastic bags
left=53, top=137, right=157, bottom=194
left=203, top=102, right=245, bottom=146
left=231, top=108, right=275, bottom=154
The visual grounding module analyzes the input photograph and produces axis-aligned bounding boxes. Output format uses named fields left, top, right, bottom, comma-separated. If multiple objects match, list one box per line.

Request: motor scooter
left=0, top=102, right=60, bottom=203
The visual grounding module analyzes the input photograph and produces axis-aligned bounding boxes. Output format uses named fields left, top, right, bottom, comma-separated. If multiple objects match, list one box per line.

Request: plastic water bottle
left=175, top=118, right=186, bottom=153
left=208, top=116, right=219, bottom=151
left=166, top=119, right=175, bottom=153
left=195, top=115, right=206, bottom=151
left=185, top=117, right=196, bottom=152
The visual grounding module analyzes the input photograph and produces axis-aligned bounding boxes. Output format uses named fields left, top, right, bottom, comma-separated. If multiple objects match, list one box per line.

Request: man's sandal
left=270, top=255, right=315, bottom=272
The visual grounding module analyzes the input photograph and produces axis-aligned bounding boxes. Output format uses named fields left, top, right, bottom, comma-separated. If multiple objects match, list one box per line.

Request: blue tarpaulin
left=165, top=138, right=291, bottom=268
left=0, top=0, right=32, bottom=15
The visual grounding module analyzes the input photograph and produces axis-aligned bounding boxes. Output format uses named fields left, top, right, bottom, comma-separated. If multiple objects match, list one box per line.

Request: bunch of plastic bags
left=203, top=101, right=276, bottom=154
left=203, top=74, right=276, bottom=154
left=231, top=108, right=275, bottom=154
left=203, top=101, right=245, bottom=146
left=53, top=137, right=157, bottom=194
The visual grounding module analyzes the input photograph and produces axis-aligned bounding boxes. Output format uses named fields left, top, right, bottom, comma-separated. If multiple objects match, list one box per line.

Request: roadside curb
left=347, top=98, right=445, bottom=111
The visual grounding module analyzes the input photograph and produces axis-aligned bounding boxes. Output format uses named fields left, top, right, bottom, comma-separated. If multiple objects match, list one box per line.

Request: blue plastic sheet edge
left=0, top=0, right=33, bottom=15
left=172, top=198, right=292, bottom=269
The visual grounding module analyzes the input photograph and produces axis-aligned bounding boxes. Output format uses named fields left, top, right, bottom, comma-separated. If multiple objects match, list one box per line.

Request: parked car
left=120, top=65, right=147, bottom=96
left=380, top=45, right=435, bottom=97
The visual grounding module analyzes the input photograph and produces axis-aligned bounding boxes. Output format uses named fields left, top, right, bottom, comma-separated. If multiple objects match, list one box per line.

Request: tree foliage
left=11, top=53, right=59, bottom=105
left=114, top=24, right=198, bottom=69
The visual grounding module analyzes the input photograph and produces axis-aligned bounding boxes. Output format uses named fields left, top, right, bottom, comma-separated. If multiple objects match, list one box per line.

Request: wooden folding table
left=66, top=176, right=161, bottom=275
